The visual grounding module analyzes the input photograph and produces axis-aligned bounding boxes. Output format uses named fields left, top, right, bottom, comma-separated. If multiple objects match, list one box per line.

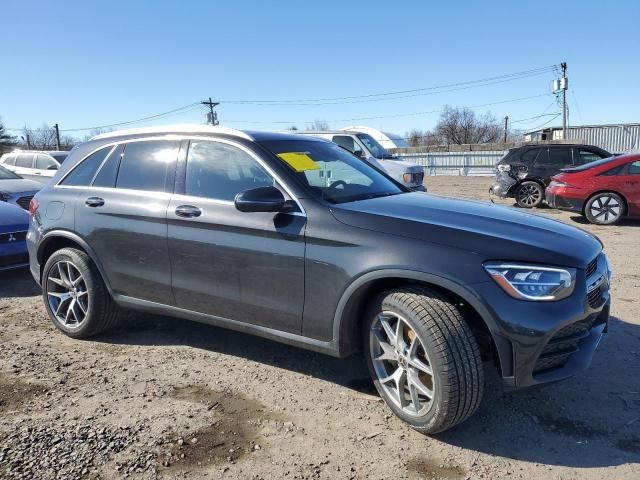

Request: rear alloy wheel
left=515, top=181, right=544, bottom=208
left=364, top=286, right=484, bottom=434
left=585, top=192, right=625, bottom=225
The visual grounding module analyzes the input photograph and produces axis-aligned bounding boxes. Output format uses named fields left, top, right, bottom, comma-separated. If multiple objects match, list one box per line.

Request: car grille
left=586, top=257, right=598, bottom=277
left=588, top=284, right=604, bottom=308
left=0, top=253, right=29, bottom=269
left=0, top=231, right=27, bottom=244
left=16, top=195, right=33, bottom=210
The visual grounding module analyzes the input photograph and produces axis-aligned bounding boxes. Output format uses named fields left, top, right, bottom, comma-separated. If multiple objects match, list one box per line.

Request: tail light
left=28, top=198, right=39, bottom=217
left=497, top=164, right=511, bottom=172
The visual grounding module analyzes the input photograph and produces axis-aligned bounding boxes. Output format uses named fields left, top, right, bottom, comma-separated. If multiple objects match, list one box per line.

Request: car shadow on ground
left=95, top=310, right=640, bottom=469
left=0, top=268, right=40, bottom=298
left=569, top=215, right=640, bottom=227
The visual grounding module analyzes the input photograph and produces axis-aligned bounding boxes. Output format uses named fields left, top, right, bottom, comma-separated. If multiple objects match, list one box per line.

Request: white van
left=297, top=131, right=425, bottom=191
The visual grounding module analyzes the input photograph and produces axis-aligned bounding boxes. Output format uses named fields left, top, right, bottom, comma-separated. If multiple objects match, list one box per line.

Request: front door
left=167, top=139, right=305, bottom=334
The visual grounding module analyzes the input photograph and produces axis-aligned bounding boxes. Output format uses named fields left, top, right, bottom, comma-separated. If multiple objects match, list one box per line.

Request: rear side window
left=629, top=161, right=640, bottom=175
left=185, top=141, right=273, bottom=201
left=60, top=146, right=112, bottom=186
left=93, top=145, right=123, bottom=188
left=15, top=154, right=34, bottom=168
left=2, top=155, right=16, bottom=166
left=116, top=140, right=179, bottom=192
left=35, top=154, right=58, bottom=170
left=599, top=164, right=625, bottom=176
left=520, top=149, right=539, bottom=163
left=537, top=147, right=571, bottom=166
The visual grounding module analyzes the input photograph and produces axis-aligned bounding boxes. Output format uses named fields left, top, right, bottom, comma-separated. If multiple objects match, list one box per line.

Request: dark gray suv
left=26, top=125, right=611, bottom=434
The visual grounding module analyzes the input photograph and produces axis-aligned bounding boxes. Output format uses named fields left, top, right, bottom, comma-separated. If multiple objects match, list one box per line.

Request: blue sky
left=1, top=0, right=639, bottom=138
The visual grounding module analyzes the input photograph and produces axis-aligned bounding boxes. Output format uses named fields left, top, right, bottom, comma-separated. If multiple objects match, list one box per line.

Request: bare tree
left=20, top=124, right=77, bottom=151
left=435, top=106, right=501, bottom=145
left=405, top=129, right=441, bottom=147
left=0, top=118, right=17, bottom=155
left=285, top=125, right=299, bottom=132
left=305, top=120, right=330, bottom=131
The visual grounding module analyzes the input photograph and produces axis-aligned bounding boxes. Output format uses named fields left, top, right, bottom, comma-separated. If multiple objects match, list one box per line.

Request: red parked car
left=546, top=153, right=640, bottom=225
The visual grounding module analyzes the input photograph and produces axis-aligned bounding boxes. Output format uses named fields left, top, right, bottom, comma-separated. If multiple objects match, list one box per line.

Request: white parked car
left=0, top=150, right=70, bottom=183
left=297, top=131, right=425, bottom=191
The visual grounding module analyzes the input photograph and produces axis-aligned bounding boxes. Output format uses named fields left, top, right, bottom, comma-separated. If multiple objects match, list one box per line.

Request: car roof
left=4, top=150, right=70, bottom=155
left=90, top=124, right=322, bottom=144
left=298, top=131, right=355, bottom=135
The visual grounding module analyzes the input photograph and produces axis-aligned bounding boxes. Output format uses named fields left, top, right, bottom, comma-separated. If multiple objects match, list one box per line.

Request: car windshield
left=356, top=133, right=395, bottom=159
left=260, top=139, right=405, bottom=204
left=0, top=164, right=21, bottom=179
left=49, top=152, right=68, bottom=163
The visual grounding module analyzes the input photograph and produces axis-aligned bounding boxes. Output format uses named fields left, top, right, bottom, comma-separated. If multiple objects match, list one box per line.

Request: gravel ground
left=1, top=176, right=639, bottom=479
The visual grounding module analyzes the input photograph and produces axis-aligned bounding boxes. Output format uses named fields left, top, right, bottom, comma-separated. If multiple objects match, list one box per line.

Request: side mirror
left=47, top=165, right=58, bottom=170
left=356, top=151, right=366, bottom=160
left=234, top=186, right=286, bottom=213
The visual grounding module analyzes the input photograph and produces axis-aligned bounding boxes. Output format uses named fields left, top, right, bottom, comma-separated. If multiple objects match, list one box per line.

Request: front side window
left=186, top=141, right=273, bottom=201
left=35, top=154, right=58, bottom=170
left=575, top=150, right=606, bottom=165
left=332, top=136, right=363, bottom=156
left=116, top=140, right=179, bottom=192
left=15, top=154, right=34, bottom=168
left=261, top=139, right=404, bottom=204
left=60, top=146, right=113, bottom=186
left=356, top=133, right=394, bottom=159
left=629, top=161, right=640, bottom=175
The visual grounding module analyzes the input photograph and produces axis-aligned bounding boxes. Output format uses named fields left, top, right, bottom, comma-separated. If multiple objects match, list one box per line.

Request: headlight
left=484, top=262, right=576, bottom=301
left=0, top=191, right=9, bottom=202
left=497, top=164, right=511, bottom=172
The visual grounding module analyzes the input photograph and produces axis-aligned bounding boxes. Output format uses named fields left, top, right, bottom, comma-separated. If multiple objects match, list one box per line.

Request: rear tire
left=515, top=181, right=544, bottom=208
left=363, top=286, right=484, bottom=434
left=42, top=248, right=121, bottom=338
left=584, top=192, right=625, bottom=225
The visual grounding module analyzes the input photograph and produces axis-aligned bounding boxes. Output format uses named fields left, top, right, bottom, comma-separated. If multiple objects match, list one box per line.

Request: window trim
left=55, top=135, right=306, bottom=217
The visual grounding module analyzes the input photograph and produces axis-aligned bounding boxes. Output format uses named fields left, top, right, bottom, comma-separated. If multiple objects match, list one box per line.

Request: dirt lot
left=1, top=176, right=639, bottom=479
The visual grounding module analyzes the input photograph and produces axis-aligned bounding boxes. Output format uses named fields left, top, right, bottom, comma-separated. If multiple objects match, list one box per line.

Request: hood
left=380, top=158, right=423, bottom=172
left=0, top=178, right=43, bottom=195
left=0, top=201, right=29, bottom=233
left=331, top=193, right=601, bottom=268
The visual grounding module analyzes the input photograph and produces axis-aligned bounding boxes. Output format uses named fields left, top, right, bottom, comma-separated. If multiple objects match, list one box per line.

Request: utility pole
left=503, top=116, right=509, bottom=143
left=201, top=98, right=220, bottom=125
left=561, top=62, right=568, bottom=140
left=54, top=123, right=61, bottom=150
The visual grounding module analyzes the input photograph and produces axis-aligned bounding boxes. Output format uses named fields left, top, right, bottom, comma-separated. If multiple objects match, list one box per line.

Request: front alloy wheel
left=370, top=312, right=435, bottom=417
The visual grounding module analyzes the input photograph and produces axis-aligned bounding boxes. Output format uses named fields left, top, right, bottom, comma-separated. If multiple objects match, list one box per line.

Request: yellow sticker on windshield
left=277, top=152, right=321, bottom=172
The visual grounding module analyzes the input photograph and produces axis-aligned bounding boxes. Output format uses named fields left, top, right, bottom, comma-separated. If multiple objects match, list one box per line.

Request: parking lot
left=0, top=175, right=638, bottom=480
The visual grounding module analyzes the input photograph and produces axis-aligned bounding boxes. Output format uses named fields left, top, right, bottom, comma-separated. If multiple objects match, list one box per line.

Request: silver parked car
left=297, top=131, right=425, bottom=191
left=0, top=150, right=70, bottom=183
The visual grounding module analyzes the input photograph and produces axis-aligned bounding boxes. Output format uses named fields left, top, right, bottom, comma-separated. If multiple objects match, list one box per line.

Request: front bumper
left=473, top=254, right=610, bottom=389
left=0, top=242, right=29, bottom=272
left=490, top=171, right=518, bottom=198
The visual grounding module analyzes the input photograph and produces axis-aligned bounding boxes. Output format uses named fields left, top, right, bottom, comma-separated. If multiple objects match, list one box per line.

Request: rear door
left=532, top=147, right=572, bottom=184
left=34, top=154, right=60, bottom=179
left=73, top=139, right=179, bottom=303
left=12, top=154, right=36, bottom=178
left=619, top=160, right=640, bottom=216
left=167, top=138, right=305, bottom=333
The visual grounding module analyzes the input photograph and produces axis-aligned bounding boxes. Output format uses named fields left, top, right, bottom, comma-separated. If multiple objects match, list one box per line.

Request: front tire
left=584, top=192, right=625, bottom=225
left=364, top=286, right=484, bottom=434
left=515, top=181, right=544, bottom=208
left=42, top=248, right=120, bottom=338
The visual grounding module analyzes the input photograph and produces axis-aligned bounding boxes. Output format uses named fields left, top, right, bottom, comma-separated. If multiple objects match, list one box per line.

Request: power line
left=222, top=65, right=558, bottom=105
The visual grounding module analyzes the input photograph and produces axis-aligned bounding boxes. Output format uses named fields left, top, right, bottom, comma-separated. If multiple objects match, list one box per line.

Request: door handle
left=175, top=205, right=202, bottom=218
left=85, top=197, right=105, bottom=207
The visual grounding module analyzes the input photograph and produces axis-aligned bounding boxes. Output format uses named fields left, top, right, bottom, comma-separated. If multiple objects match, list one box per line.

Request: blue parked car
left=0, top=199, right=29, bottom=271
left=0, top=164, right=42, bottom=210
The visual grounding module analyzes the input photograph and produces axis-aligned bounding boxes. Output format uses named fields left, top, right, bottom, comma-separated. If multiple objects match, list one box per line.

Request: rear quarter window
left=60, top=146, right=113, bottom=186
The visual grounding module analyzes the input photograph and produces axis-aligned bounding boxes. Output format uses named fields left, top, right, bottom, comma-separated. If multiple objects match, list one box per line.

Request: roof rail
left=90, top=124, right=253, bottom=141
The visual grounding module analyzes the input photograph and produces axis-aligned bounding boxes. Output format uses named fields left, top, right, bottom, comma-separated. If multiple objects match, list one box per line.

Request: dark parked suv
left=27, top=125, right=611, bottom=434
left=491, top=144, right=610, bottom=208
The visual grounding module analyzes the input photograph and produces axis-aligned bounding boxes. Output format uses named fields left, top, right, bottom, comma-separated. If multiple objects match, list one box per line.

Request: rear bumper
left=490, top=172, right=518, bottom=198
left=545, top=188, right=584, bottom=213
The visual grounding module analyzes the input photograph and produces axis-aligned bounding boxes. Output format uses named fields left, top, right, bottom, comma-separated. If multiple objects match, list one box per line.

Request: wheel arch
left=332, top=269, right=510, bottom=376
left=37, top=231, right=113, bottom=294
left=507, top=176, right=545, bottom=196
